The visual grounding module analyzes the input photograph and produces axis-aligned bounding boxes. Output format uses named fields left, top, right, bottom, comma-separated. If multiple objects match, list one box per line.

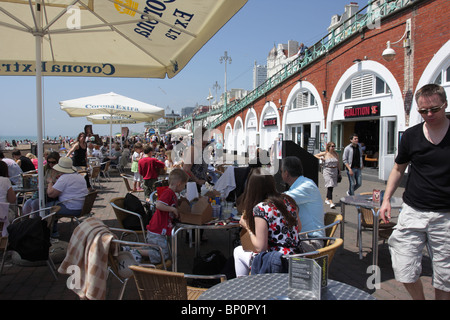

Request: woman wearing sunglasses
left=315, top=142, right=340, bottom=209
left=22, top=152, right=61, bottom=215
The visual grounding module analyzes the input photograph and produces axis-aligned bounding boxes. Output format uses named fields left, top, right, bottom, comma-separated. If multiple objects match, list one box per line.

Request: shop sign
left=263, top=118, right=277, bottom=126
left=344, top=102, right=380, bottom=119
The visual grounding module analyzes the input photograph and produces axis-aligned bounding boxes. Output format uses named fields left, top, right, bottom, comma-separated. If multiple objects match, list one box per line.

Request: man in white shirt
left=0, top=151, right=23, bottom=185
left=47, top=157, right=88, bottom=237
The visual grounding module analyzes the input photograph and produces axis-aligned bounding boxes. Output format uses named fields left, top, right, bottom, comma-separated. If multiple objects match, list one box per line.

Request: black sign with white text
left=344, top=102, right=380, bottom=119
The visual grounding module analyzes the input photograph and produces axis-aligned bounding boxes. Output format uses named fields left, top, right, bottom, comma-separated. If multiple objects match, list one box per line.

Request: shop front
left=331, top=101, right=397, bottom=181
left=233, top=117, right=246, bottom=156
left=245, top=108, right=258, bottom=158
left=327, top=61, right=405, bottom=181
left=282, top=81, right=325, bottom=155
left=260, top=102, right=281, bottom=151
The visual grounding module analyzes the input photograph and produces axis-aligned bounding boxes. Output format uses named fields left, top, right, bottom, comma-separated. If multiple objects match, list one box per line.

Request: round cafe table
left=198, top=273, right=375, bottom=300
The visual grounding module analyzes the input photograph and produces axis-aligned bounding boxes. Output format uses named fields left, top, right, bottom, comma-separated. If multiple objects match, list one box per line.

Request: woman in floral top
left=234, top=168, right=301, bottom=276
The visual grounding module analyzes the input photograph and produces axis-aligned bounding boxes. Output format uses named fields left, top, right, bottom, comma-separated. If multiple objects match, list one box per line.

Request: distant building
left=328, top=2, right=361, bottom=36
left=192, top=105, right=211, bottom=116
left=220, top=88, right=249, bottom=105
left=253, top=61, right=267, bottom=89
left=181, top=106, right=195, bottom=117
left=267, top=40, right=300, bottom=78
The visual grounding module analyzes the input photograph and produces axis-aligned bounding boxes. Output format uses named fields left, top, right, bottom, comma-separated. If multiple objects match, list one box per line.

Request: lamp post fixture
left=220, top=51, right=231, bottom=110
left=212, top=81, right=221, bottom=109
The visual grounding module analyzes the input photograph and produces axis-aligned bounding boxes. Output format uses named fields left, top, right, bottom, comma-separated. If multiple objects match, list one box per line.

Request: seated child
left=142, top=168, right=188, bottom=264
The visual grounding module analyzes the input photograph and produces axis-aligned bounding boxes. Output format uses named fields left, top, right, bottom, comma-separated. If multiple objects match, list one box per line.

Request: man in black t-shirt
left=380, top=84, right=450, bottom=300
left=11, top=150, right=35, bottom=173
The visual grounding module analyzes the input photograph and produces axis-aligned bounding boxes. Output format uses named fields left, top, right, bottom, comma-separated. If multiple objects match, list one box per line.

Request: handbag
left=240, top=228, right=256, bottom=252
left=337, top=171, right=342, bottom=183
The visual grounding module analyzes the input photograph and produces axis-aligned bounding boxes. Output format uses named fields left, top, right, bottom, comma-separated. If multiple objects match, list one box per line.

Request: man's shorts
left=388, top=203, right=450, bottom=292
left=146, top=231, right=171, bottom=264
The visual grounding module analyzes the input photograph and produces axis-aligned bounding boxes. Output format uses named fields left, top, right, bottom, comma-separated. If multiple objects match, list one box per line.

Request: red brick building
left=210, top=0, right=449, bottom=181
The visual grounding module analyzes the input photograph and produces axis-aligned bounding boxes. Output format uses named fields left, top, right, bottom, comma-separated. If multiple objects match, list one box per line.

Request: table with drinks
left=171, top=196, right=240, bottom=272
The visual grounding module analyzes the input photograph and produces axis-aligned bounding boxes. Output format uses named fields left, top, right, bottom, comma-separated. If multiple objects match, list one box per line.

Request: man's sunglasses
left=417, top=102, right=446, bottom=115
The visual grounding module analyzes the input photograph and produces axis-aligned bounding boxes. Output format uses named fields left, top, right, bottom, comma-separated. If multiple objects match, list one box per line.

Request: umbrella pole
left=35, top=5, right=45, bottom=216
left=109, top=115, right=112, bottom=155
left=120, top=122, right=123, bottom=149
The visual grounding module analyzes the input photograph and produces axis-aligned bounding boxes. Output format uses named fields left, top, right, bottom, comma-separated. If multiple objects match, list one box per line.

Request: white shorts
left=133, top=172, right=142, bottom=182
left=146, top=231, right=170, bottom=264
left=388, top=203, right=450, bottom=292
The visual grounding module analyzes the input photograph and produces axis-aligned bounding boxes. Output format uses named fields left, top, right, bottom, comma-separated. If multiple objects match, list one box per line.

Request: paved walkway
left=0, top=163, right=435, bottom=300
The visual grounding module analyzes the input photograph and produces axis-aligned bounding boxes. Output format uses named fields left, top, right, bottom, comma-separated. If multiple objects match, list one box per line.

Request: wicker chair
left=100, top=161, right=111, bottom=181
left=323, top=212, right=343, bottom=245
left=297, top=211, right=343, bottom=248
left=129, top=265, right=226, bottom=300
left=286, top=237, right=344, bottom=268
left=120, top=174, right=144, bottom=196
left=357, top=206, right=396, bottom=259
left=107, top=229, right=169, bottom=300
left=110, top=197, right=147, bottom=241
left=55, top=191, right=98, bottom=227
left=355, top=192, right=396, bottom=259
left=90, top=166, right=102, bottom=189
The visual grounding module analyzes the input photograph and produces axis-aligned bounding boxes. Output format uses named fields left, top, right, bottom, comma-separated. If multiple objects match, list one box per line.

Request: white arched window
left=337, top=73, right=391, bottom=102
left=433, top=64, right=450, bottom=85
left=289, top=89, right=318, bottom=110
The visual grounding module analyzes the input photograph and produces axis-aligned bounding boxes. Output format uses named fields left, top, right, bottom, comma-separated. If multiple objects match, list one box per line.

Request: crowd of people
left=0, top=125, right=177, bottom=238
left=1, top=83, right=448, bottom=301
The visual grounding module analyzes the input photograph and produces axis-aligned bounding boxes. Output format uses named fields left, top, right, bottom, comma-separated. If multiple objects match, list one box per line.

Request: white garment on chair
left=186, top=182, right=199, bottom=201
left=214, top=166, right=236, bottom=198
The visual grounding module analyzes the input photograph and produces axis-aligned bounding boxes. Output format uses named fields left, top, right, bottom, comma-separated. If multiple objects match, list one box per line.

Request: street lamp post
left=219, top=51, right=231, bottom=110
left=212, top=81, right=221, bottom=108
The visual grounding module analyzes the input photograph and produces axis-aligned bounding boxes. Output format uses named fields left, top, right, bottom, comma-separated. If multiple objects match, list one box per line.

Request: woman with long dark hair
left=67, top=132, right=87, bottom=167
left=67, top=132, right=92, bottom=189
left=233, top=168, right=301, bottom=276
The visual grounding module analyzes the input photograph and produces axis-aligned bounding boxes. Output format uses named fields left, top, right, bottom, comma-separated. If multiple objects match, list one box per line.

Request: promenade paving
left=0, top=161, right=435, bottom=301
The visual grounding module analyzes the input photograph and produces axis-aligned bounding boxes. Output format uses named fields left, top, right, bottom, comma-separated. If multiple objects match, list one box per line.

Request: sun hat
left=53, top=157, right=77, bottom=174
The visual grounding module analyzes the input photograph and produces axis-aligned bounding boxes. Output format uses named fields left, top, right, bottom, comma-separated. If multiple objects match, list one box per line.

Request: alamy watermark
left=366, top=265, right=381, bottom=290
left=66, top=5, right=81, bottom=30
left=169, top=122, right=279, bottom=176
left=66, top=265, right=82, bottom=290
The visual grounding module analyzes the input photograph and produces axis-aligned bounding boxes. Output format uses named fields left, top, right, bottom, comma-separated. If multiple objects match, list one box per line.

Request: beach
left=0, top=136, right=71, bottom=159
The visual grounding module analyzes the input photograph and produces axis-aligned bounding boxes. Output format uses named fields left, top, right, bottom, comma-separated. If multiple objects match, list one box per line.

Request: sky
left=0, top=0, right=362, bottom=139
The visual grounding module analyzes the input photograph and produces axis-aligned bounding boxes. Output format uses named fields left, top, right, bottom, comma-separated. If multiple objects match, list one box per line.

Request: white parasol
left=60, top=91, right=164, bottom=152
left=0, top=0, right=247, bottom=210
left=86, top=113, right=145, bottom=148
left=166, top=127, right=191, bottom=136
left=87, top=114, right=143, bottom=125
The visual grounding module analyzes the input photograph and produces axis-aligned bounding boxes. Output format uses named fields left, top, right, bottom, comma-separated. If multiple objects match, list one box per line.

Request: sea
left=0, top=135, right=73, bottom=143
left=1, top=135, right=38, bottom=143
